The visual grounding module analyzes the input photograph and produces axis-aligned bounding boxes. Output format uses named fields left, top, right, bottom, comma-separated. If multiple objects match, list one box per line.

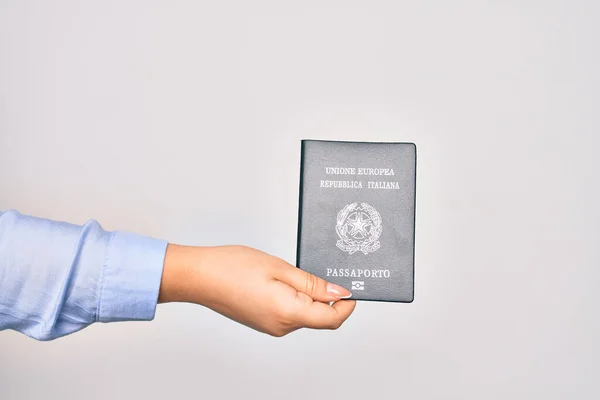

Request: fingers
left=275, top=265, right=352, bottom=302
left=294, top=292, right=357, bottom=330
left=269, top=260, right=356, bottom=333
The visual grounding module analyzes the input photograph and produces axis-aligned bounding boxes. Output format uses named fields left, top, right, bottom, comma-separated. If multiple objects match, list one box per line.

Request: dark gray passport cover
left=296, top=140, right=416, bottom=302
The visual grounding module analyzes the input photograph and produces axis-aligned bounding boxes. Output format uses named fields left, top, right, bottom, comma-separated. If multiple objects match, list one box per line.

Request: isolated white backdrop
left=1, top=1, right=598, bottom=399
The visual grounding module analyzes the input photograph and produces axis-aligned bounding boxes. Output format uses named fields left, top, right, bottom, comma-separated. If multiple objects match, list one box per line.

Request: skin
left=158, top=244, right=357, bottom=337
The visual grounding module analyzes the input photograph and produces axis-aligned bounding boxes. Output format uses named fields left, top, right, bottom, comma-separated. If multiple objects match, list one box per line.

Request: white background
left=1, top=1, right=599, bottom=399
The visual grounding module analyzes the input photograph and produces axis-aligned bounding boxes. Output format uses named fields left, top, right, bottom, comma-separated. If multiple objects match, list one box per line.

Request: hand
left=158, top=244, right=356, bottom=337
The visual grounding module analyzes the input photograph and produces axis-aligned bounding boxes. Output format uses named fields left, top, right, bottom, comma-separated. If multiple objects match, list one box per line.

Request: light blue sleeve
left=0, top=209, right=168, bottom=341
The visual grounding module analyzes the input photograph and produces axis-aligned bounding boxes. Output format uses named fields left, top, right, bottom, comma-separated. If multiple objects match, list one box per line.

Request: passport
left=296, top=140, right=416, bottom=302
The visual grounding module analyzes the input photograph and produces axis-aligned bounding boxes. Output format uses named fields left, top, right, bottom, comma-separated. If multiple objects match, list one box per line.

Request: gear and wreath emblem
left=335, top=202, right=382, bottom=255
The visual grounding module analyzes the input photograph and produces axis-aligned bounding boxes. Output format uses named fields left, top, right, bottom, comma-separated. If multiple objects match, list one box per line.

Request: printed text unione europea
left=320, top=166, right=400, bottom=190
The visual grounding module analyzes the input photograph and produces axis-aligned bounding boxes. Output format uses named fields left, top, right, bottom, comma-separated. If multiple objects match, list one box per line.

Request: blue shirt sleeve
left=0, top=209, right=168, bottom=341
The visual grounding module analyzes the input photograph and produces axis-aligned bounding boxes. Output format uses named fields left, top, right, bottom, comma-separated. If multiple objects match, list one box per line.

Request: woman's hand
left=158, top=244, right=356, bottom=337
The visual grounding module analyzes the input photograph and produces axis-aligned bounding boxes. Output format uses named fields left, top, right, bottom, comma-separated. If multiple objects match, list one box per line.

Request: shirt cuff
left=97, top=231, right=168, bottom=323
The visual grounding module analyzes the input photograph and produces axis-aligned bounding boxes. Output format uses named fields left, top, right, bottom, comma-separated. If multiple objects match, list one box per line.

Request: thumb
left=275, top=266, right=352, bottom=302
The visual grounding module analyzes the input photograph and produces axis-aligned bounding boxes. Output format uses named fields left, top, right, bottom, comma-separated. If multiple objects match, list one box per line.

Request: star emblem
left=346, top=212, right=373, bottom=239
left=336, top=202, right=382, bottom=254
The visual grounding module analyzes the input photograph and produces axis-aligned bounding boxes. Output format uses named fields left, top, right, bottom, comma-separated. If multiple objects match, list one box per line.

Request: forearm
left=158, top=243, right=197, bottom=304
left=158, top=244, right=252, bottom=305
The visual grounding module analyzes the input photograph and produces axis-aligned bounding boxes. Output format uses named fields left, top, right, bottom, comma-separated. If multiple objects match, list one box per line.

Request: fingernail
left=327, top=282, right=352, bottom=299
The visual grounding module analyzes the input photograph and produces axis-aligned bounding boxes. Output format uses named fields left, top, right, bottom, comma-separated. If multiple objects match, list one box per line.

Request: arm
left=0, top=210, right=355, bottom=340
left=0, top=209, right=167, bottom=340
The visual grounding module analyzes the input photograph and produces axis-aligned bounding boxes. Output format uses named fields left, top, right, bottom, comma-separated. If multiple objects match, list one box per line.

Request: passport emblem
left=336, top=202, right=382, bottom=255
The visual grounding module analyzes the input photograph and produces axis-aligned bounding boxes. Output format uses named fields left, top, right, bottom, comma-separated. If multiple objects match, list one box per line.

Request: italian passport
left=296, top=140, right=416, bottom=302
